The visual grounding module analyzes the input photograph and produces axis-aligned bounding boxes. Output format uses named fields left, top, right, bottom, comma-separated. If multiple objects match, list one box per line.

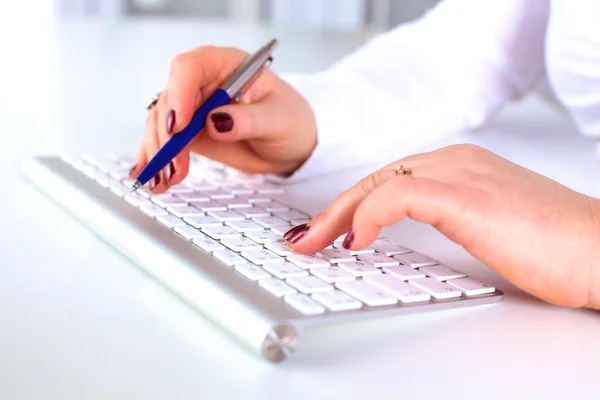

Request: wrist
left=586, top=196, right=600, bottom=309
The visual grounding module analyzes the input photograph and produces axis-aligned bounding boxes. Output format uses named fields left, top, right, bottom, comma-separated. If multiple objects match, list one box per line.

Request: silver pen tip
left=129, top=180, right=142, bottom=192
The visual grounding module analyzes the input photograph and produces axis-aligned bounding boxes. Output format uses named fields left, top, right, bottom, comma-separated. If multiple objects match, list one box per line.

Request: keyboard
left=23, top=154, right=503, bottom=362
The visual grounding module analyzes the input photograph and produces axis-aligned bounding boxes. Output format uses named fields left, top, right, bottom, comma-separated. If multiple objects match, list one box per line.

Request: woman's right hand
left=129, top=45, right=318, bottom=193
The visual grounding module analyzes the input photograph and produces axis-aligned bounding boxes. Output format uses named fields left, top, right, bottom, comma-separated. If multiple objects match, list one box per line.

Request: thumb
left=204, top=95, right=289, bottom=142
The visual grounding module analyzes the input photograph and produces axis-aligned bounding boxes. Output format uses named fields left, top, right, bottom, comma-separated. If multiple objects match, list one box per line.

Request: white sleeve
left=275, top=0, right=549, bottom=181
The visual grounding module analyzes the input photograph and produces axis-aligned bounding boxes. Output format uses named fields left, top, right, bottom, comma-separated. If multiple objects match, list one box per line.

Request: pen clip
left=233, top=56, right=273, bottom=103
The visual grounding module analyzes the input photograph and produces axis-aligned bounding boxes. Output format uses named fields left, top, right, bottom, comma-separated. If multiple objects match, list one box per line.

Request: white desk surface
left=1, top=18, right=600, bottom=400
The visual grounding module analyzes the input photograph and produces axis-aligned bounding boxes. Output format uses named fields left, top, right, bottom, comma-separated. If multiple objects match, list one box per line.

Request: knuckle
left=169, top=52, right=193, bottom=72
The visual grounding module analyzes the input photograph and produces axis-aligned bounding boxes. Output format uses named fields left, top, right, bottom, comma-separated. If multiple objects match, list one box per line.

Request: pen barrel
left=138, top=89, right=231, bottom=184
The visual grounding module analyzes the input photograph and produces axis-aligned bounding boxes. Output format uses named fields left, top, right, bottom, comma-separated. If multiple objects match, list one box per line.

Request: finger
left=165, top=47, right=248, bottom=134
left=350, top=177, right=460, bottom=249
left=205, top=95, right=289, bottom=141
left=154, top=90, right=191, bottom=186
left=143, top=108, right=169, bottom=194
left=284, top=167, right=400, bottom=253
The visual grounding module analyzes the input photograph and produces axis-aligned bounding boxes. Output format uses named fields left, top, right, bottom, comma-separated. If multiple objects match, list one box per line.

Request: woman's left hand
left=284, top=144, right=600, bottom=309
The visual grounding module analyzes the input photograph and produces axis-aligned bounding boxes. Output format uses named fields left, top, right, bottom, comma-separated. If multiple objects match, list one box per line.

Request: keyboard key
left=371, top=237, right=413, bottom=256
left=393, top=253, right=438, bottom=268
left=252, top=216, right=289, bottom=228
left=140, top=205, right=169, bottom=217
left=336, top=280, right=397, bottom=306
left=258, top=278, right=297, bottom=297
left=287, top=276, right=333, bottom=294
left=272, top=209, right=309, bottom=222
left=247, top=183, right=285, bottom=195
left=201, top=226, right=241, bottom=239
left=183, top=215, right=222, bottom=228
left=317, top=248, right=356, bottom=263
left=334, top=234, right=347, bottom=244
left=207, top=210, right=245, bottom=221
left=173, top=224, right=205, bottom=240
left=364, top=275, right=431, bottom=303
left=166, top=184, right=195, bottom=194
left=234, top=264, right=271, bottom=281
left=209, top=189, right=235, bottom=199
left=284, top=294, right=325, bottom=315
left=357, top=252, right=399, bottom=267
left=310, top=267, right=356, bottom=283
left=244, top=230, right=283, bottom=244
left=187, top=181, right=218, bottom=191
left=225, top=220, right=264, bottom=232
left=156, top=214, right=186, bottom=228
left=124, top=194, right=152, bottom=207
left=167, top=205, right=204, bottom=218
left=238, top=207, right=270, bottom=218
left=109, top=184, right=126, bottom=196
left=264, top=241, right=296, bottom=256
left=176, top=192, right=211, bottom=202
left=258, top=201, right=289, bottom=212
left=447, top=277, right=496, bottom=296
left=312, top=290, right=362, bottom=312
left=151, top=194, right=188, bottom=208
left=290, top=219, right=311, bottom=226
left=221, top=184, right=254, bottom=195
left=338, top=261, right=382, bottom=277
left=420, top=265, right=466, bottom=281
left=269, top=225, right=290, bottom=236
left=221, top=237, right=263, bottom=252
left=409, top=278, right=462, bottom=299
left=213, top=248, right=248, bottom=266
left=241, top=249, right=284, bottom=265
left=190, top=201, right=227, bottom=211
left=332, top=242, right=375, bottom=255
left=263, top=262, right=308, bottom=279
left=383, top=265, right=426, bottom=280
left=237, top=194, right=273, bottom=204
left=192, top=235, right=222, bottom=252
left=287, top=254, right=330, bottom=269
left=217, top=198, right=252, bottom=209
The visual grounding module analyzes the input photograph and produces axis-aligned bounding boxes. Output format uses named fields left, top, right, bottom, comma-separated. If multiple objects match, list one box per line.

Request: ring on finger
left=147, top=92, right=162, bottom=110
left=395, top=165, right=411, bottom=176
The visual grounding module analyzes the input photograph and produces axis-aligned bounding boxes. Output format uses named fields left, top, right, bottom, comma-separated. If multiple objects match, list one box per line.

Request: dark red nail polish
left=284, top=223, right=307, bottom=241
left=166, top=110, right=176, bottom=134
left=165, top=162, right=175, bottom=183
left=150, top=174, right=160, bottom=189
left=289, top=227, right=309, bottom=244
left=342, top=229, right=355, bottom=249
left=210, top=112, right=234, bottom=133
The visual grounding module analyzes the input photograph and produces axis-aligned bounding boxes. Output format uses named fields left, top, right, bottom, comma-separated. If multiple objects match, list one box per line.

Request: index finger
left=165, top=47, right=249, bottom=133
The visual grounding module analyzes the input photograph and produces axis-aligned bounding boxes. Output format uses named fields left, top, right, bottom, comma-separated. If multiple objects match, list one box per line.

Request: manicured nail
left=166, top=109, right=176, bottom=134
left=284, top=224, right=309, bottom=244
left=210, top=112, right=234, bottom=133
left=150, top=173, right=160, bottom=190
left=165, top=162, right=175, bottom=183
left=284, top=223, right=307, bottom=241
left=342, top=229, right=355, bottom=249
left=129, top=164, right=137, bottom=177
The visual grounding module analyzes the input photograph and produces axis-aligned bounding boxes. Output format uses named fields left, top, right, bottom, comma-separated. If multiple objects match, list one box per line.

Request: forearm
left=586, top=197, right=600, bottom=310
left=280, top=0, right=548, bottom=181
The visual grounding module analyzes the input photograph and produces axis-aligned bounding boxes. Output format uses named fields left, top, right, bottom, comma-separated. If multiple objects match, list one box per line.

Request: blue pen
left=130, top=39, right=278, bottom=192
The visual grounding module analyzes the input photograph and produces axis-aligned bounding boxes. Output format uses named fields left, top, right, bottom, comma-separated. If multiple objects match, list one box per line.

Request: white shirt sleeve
left=276, top=0, right=549, bottom=181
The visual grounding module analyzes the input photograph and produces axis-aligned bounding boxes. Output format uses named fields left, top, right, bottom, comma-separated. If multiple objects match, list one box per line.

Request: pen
left=130, top=39, right=278, bottom=192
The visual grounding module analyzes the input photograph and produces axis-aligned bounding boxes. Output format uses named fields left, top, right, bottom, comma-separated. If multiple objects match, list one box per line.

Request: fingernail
left=150, top=174, right=160, bottom=190
left=165, top=162, right=175, bottom=183
left=210, top=112, right=234, bottom=133
left=166, top=109, right=176, bottom=134
left=129, top=164, right=137, bottom=177
left=342, top=229, right=355, bottom=249
left=284, top=223, right=309, bottom=244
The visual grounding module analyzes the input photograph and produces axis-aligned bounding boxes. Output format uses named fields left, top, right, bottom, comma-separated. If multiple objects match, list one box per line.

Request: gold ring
left=395, top=165, right=411, bottom=175
left=147, top=92, right=162, bottom=110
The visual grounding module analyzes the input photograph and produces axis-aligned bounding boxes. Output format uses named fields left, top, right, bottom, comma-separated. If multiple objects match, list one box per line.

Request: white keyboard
left=23, top=154, right=503, bottom=362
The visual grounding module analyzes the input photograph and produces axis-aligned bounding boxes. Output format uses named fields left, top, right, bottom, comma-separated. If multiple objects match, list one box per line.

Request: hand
left=130, top=46, right=317, bottom=193
left=284, top=144, right=600, bottom=309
